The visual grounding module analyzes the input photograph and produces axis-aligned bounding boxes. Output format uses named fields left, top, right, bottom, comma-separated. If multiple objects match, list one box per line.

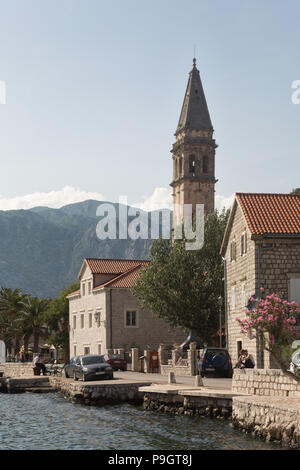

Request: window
left=202, top=156, right=208, bottom=173
left=189, top=155, right=196, bottom=176
left=126, top=310, right=137, bottom=327
left=178, top=158, right=182, bottom=177
left=231, top=286, right=236, bottom=310
left=289, top=278, right=300, bottom=303
left=230, top=241, right=237, bottom=261
left=81, top=314, right=84, bottom=329
left=89, top=313, right=92, bottom=328
left=241, top=283, right=246, bottom=307
left=240, top=232, right=247, bottom=255
left=88, top=281, right=92, bottom=295
left=98, top=344, right=102, bottom=355
left=82, top=283, right=85, bottom=296
left=84, top=347, right=90, bottom=355
left=73, top=315, right=76, bottom=330
left=74, top=345, right=77, bottom=356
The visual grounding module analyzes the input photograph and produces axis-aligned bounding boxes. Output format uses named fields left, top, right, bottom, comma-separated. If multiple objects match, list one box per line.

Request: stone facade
left=222, top=196, right=300, bottom=368
left=69, top=263, right=186, bottom=358
left=223, top=203, right=257, bottom=366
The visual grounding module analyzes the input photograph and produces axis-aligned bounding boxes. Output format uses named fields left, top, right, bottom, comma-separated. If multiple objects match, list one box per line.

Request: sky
left=0, top=0, right=299, bottom=212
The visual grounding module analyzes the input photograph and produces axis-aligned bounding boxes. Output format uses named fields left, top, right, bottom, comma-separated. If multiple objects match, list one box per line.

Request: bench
left=45, top=363, right=65, bottom=376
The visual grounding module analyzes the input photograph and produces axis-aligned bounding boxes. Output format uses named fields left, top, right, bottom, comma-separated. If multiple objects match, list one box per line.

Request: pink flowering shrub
left=235, top=292, right=300, bottom=380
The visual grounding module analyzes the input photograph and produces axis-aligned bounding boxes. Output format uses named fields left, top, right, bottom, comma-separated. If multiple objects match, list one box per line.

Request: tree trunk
left=24, top=336, right=29, bottom=351
left=64, top=343, right=69, bottom=363
left=15, top=335, right=20, bottom=355
left=33, top=329, right=39, bottom=353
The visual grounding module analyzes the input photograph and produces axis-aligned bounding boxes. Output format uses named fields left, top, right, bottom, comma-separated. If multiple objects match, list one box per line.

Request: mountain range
left=0, top=200, right=171, bottom=298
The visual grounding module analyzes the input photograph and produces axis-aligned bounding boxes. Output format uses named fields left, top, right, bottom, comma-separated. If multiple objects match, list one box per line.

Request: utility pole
left=218, top=296, right=223, bottom=348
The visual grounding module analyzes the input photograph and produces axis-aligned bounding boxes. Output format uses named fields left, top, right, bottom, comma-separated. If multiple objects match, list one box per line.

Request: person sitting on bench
left=235, top=349, right=255, bottom=369
left=33, top=354, right=47, bottom=376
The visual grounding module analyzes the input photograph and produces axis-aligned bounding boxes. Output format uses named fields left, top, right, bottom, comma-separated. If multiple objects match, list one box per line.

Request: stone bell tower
left=170, top=58, right=217, bottom=229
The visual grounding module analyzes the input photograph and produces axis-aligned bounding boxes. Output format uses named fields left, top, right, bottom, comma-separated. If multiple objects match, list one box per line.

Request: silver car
left=73, top=355, right=113, bottom=382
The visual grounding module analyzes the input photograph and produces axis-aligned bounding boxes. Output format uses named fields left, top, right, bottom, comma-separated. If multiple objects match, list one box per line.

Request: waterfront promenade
left=1, top=365, right=300, bottom=447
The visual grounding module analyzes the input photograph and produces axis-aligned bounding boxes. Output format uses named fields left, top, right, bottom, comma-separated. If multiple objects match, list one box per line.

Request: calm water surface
left=0, top=393, right=280, bottom=450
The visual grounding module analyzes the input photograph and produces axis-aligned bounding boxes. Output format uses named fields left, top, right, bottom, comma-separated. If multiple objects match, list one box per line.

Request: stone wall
left=0, top=362, right=34, bottom=377
left=232, top=368, right=300, bottom=398
left=158, top=343, right=198, bottom=376
left=49, top=376, right=151, bottom=405
left=232, top=395, right=300, bottom=448
left=143, top=392, right=232, bottom=419
left=160, top=365, right=193, bottom=376
left=259, top=239, right=300, bottom=299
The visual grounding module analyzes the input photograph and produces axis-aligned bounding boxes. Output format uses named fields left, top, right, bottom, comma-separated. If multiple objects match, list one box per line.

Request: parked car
left=104, top=353, right=127, bottom=371
left=73, top=355, right=113, bottom=381
left=198, top=347, right=233, bottom=378
left=64, top=356, right=79, bottom=378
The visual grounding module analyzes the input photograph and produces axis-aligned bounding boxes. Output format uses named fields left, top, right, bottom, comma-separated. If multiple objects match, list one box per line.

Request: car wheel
left=73, top=372, right=78, bottom=381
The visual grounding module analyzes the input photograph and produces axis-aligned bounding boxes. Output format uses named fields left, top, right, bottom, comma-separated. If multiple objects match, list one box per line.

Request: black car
left=64, top=356, right=79, bottom=378
left=73, top=355, right=113, bottom=381
left=198, top=348, right=233, bottom=378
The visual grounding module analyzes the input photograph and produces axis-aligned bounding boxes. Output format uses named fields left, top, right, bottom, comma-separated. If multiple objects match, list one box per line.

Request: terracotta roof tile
left=236, top=193, right=300, bottom=235
left=66, top=289, right=80, bottom=298
left=85, top=258, right=149, bottom=274
left=93, top=264, right=149, bottom=290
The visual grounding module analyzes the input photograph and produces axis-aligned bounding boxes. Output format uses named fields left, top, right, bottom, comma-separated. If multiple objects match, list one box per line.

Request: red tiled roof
left=236, top=193, right=300, bottom=235
left=67, top=258, right=151, bottom=297
left=85, top=258, right=150, bottom=274
left=93, top=264, right=149, bottom=290
left=66, top=289, right=80, bottom=298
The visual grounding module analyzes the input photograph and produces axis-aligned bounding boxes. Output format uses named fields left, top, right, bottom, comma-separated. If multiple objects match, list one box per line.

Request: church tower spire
left=170, top=58, right=217, bottom=229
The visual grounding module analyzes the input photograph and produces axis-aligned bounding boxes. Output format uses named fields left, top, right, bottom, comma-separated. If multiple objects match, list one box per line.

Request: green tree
left=19, top=297, right=50, bottom=353
left=44, top=282, right=79, bottom=361
left=132, top=210, right=229, bottom=345
left=291, top=188, right=300, bottom=194
left=0, top=287, right=26, bottom=353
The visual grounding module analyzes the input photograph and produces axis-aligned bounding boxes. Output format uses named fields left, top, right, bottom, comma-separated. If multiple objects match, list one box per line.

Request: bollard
left=168, top=371, right=176, bottom=384
left=194, top=374, right=203, bottom=387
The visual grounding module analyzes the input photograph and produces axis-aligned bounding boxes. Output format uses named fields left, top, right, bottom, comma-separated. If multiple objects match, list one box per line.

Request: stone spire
left=176, top=58, right=213, bottom=135
left=171, top=59, right=217, bottom=227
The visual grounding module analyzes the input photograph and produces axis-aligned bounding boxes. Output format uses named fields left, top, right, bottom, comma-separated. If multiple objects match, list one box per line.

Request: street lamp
left=218, top=296, right=223, bottom=348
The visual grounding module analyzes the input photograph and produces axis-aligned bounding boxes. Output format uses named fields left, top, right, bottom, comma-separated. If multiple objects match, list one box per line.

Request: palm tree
left=0, top=287, right=26, bottom=354
left=19, top=297, right=50, bottom=353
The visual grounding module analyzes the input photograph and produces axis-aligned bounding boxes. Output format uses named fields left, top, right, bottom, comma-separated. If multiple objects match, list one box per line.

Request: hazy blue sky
left=0, top=0, right=299, bottom=210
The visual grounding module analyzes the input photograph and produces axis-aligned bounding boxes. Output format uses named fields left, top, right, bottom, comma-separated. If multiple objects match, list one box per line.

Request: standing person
left=20, top=348, right=25, bottom=363
left=33, top=354, right=47, bottom=376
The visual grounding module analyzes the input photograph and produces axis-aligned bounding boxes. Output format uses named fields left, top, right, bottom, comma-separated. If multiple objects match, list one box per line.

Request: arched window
left=202, top=156, right=209, bottom=173
left=189, top=155, right=196, bottom=176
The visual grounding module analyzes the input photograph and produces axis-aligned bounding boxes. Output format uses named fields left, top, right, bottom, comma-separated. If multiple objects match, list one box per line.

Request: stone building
left=67, top=258, right=185, bottom=358
left=170, top=58, right=217, bottom=229
left=220, top=192, right=300, bottom=368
